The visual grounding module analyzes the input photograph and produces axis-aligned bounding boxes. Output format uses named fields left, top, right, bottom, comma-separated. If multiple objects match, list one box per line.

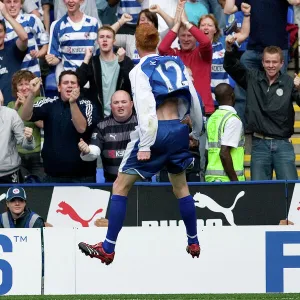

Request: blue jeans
left=234, top=49, right=289, bottom=128
left=250, top=137, right=298, bottom=180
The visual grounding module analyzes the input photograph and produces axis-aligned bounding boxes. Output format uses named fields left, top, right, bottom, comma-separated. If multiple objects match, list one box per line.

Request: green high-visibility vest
left=205, top=109, right=245, bottom=182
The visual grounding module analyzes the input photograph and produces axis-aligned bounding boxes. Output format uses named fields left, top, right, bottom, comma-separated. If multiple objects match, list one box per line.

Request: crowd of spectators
left=1, top=0, right=300, bottom=184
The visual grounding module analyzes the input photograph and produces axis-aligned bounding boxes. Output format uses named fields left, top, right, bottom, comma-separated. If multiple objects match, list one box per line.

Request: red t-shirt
left=158, top=26, right=214, bottom=114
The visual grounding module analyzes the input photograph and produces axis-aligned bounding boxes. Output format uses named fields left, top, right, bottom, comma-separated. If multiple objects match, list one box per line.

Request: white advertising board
left=43, top=228, right=76, bottom=295
left=47, top=186, right=110, bottom=227
left=288, top=183, right=300, bottom=224
left=0, top=229, right=42, bottom=295
left=73, top=226, right=300, bottom=294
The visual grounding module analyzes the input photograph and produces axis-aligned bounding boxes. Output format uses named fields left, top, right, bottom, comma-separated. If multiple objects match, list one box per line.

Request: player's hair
left=263, top=46, right=284, bottom=62
left=137, top=9, right=159, bottom=30
left=135, top=23, right=159, bottom=52
left=0, top=20, right=6, bottom=33
left=98, top=25, right=116, bottom=39
left=58, top=70, right=80, bottom=85
left=198, top=14, right=221, bottom=43
left=12, top=70, right=37, bottom=98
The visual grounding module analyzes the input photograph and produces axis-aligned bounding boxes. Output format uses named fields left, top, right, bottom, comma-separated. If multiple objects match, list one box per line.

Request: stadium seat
left=45, top=70, right=58, bottom=98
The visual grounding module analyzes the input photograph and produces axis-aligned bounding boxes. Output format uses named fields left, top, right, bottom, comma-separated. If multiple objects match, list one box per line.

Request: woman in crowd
left=7, top=70, right=44, bottom=183
left=198, top=1, right=250, bottom=101
left=112, top=5, right=177, bottom=65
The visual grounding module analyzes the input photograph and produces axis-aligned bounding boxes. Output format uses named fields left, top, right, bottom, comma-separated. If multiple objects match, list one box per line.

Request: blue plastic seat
left=45, top=71, right=58, bottom=98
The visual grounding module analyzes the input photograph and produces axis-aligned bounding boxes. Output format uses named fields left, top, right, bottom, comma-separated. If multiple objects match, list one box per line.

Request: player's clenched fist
left=24, top=127, right=33, bottom=141
left=29, top=77, right=42, bottom=95
left=120, top=13, right=133, bottom=24
left=241, top=2, right=251, bottom=14
left=45, top=54, right=57, bottom=66
left=78, top=138, right=90, bottom=154
left=116, top=47, right=126, bottom=62
left=149, top=4, right=161, bottom=13
left=294, top=74, right=300, bottom=90
left=137, top=151, right=151, bottom=161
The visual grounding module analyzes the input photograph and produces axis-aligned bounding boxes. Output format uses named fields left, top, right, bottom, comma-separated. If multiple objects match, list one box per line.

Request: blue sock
left=179, top=195, right=199, bottom=245
left=103, top=195, right=127, bottom=254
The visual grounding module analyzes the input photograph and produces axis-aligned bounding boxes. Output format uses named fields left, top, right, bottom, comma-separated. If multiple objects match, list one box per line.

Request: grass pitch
left=2, top=294, right=300, bottom=300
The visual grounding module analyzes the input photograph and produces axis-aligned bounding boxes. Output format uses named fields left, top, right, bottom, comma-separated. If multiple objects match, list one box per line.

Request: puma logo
left=297, top=202, right=300, bottom=211
left=56, top=201, right=103, bottom=227
left=193, top=191, right=245, bottom=226
left=110, top=134, right=116, bottom=140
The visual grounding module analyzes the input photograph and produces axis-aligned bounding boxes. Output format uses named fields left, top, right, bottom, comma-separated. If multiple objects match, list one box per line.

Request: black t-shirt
left=236, top=0, right=289, bottom=51
left=0, top=44, right=26, bottom=105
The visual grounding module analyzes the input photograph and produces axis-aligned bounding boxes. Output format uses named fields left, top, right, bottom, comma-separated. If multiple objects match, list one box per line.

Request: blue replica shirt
left=0, top=44, right=26, bottom=105
left=211, top=42, right=229, bottom=100
left=30, top=96, right=99, bottom=177
left=4, top=13, right=49, bottom=77
left=225, top=11, right=248, bottom=52
left=129, top=54, right=203, bottom=151
left=117, top=0, right=142, bottom=25
left=49, top=14, right=99, bottom=70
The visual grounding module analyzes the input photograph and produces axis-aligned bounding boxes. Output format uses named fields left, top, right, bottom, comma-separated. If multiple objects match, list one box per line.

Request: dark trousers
left=0, top=170, right=19, bottom=183
left=19, top=152, right=44, bottom=183
left=43, top=174, right=96, bottom=183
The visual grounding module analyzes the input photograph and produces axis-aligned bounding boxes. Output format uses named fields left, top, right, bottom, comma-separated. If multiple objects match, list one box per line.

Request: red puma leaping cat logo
left=56, top=201, right=103, bottom=227
left=297, top=202, right=300, bottom=211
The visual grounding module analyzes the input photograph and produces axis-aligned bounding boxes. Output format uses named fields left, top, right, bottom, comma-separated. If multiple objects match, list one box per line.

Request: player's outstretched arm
left=234, top=3, right=251, bottom=45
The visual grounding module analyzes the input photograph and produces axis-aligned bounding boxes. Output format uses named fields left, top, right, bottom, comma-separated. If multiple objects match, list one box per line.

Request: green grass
left=2, top=294, right=300, bottom=300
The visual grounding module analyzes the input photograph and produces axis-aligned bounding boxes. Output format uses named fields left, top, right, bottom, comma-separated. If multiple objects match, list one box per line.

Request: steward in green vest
left=205, top=83, right=245, bottom=182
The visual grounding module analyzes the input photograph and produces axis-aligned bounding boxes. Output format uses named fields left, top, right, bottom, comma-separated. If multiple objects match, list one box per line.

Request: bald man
left=205, top=83, right=245, bottom=182
left=79, top=90, right=137, bottom=182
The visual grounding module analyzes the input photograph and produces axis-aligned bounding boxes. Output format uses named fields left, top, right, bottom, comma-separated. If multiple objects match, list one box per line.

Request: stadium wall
left=0, top=227, right=300, bottom=295
left=0, top=181, right=300, bottom=295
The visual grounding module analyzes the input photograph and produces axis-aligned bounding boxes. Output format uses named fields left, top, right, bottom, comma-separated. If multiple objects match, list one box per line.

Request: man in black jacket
left=77, top=25, right=134, bottom=119
left=224, top=37, right=300, bottom=180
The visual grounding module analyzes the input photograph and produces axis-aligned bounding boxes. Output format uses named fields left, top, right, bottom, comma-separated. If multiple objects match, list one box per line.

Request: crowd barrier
left=0, top=181, right=299, bottom=227
left=0, top=181, right=300, bottom=295
left=0, top=227, right=300, bottom=295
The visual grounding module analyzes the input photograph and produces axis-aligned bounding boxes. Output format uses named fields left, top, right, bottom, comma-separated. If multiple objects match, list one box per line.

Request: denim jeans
left=250, top=137, right=298, bottom=180
left=234, top=49, right=289, bottom=128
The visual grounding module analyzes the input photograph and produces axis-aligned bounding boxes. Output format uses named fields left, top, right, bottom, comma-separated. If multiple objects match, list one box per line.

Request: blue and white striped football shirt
left=117, top=0, right=142, bottom=25
left=4, top=13, right=49, bottom=77
left=226, top=12, right=248, bottom=52
left=34, top=0, right=43, bottom=16
left=211, top=42, right=229, bottom=100
left=49, top=14, right=99, bottom=71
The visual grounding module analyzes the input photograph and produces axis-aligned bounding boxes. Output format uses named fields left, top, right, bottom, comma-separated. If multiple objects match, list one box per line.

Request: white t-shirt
left=219, top=105, right=243, bottom=148
left=54, top=0, right=102, bottom=24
